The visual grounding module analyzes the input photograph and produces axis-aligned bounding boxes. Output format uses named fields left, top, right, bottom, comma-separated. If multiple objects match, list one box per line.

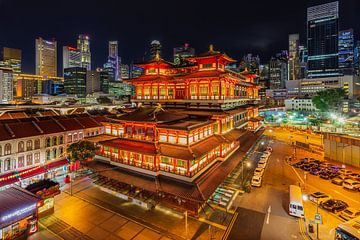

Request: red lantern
left=64, top=175, right=70, bottom=184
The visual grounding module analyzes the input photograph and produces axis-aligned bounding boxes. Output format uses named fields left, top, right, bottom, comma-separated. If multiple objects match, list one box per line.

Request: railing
left=132, top=96, right=249, bottom=101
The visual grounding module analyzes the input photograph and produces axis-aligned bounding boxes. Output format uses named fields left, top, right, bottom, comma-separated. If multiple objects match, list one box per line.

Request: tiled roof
left=35, top=120, right=65, bottom=134
left=191, top=136, right=223, bottom=158
left=57, top=118, right=84, bottom=131
left=158, top=144, right=194, bottom=160
left=115, top=107, right=188, bottom=123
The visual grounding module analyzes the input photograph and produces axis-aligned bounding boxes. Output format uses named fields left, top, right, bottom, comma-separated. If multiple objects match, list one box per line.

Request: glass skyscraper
left=307, top=1, right=339, bottom=78
left=77, top=34, right=91, bottom=70
left=338, top=29, right=354, bottom=75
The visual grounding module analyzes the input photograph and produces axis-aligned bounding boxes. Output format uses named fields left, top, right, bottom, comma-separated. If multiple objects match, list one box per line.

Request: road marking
left=333, top=190, right=360, bottom=204
left=266, top=205, right=271, bottom=224
left=291, top=166, right=304, bottom=184
left=198, top=217, right=227, bottom=230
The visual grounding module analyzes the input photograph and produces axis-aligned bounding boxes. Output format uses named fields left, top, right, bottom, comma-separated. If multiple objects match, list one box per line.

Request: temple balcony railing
left=132, top=95, right=251, bottom=101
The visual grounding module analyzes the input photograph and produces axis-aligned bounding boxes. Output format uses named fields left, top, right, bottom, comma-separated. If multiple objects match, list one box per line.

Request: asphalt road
left=232, top=140, right=303, bottom=240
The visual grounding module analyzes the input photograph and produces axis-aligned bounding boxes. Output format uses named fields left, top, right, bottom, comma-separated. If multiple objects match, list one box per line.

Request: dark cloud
left=0, top=0, right=359, bottom=73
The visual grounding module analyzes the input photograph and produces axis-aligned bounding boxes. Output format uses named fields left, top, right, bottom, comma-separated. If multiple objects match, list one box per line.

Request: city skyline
left=0, top=0, right=359, bottom=73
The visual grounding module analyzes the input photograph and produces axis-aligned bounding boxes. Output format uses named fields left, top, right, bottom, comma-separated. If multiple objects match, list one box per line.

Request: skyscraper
left=120, top=64, right=130, bottom=80
left=238, top=53, right=260, bottom=74
left=77, top=34, right=91, bottom=70
left=269, top=51, right=288, bottom=89
left=86, top=70, right=101, bottom=94
left=288, top=34, right=300, bottom=80
left=35, top=37, right=57, bottom=76
left=338, top=29, right=354, bottom=75
left=0, top=67, right=13, bottom=103
left=0, top=47, right=21, bottom=73
left=64, top=67, right=87, bottom=98
left=307, top=1, right=339, bottom=78
left=63, top=46, right=81, bottom=73
left=106, top=41, right=120, bottom=81
left=173, top=43, right=195, bottom=65
left=150, top=40, right=161, bottom=59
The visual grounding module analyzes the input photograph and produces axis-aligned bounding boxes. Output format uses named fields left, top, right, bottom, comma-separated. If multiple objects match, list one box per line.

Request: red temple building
left=89, top=45, right=263, bottom=215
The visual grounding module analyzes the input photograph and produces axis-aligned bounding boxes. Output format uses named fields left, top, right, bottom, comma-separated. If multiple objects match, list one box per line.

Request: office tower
left=238, top=53, right=260, bottom=74
left=63, top=46, right=81, bottom=72
left=258, top=64, right=270, bottom=102
left=0, top=47, right=21, bottom=73
left=0, top=67, right=14, bottom=103
left=86, top=70, right=101, bottom=94
left=77, top=34, right=91, bottom=70
left=130, top=65, right=143, bottom=78
left=35, top=37, right=57, bottom=76
left=173, top=43, right=195, bottom=65
left=106, top=41, right=120, bottom=81
left=354, top=41, right=360, bottom=76
left=338, top=29, right=354, bottom=75
left=288, top=34, right=300, bottom=80
left=42, top=80, right=64, bottom=95
left=150, top=40, right=161, bottom=59
left=298, top=45, right=308, bottom=79
left=103, top=62, right=116, bottom=81
left=64, top=67, right=87, bottom=98
left=120, top=64, right=130, bottom=80
left=269, top=51, right=288, bottom=89
left=307, top=1, right=339, bottom=78
left=98, top=69, right=109, bottom=94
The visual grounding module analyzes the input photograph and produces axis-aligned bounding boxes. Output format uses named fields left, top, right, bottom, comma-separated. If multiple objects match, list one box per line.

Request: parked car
left=254, top=167, right=264, bottom=177
left=321, top=199, right=349, bottom=213
left=293, top=162, right=304, bottom=168
left=343, top=179, right=360, bottom=191
left=338, top=169, right=352, bottom=176
left=328, top=172, right=340, bottom=179
left=309, top=192, right=331, bottom=204
left=319, top=171, right=330, bottom=180
left=331, top=175, right=350, bottom=185
left=309, top=168, right=321, bottom=176
left=251, top=175, right=262, bottom=187
left=348, top=173, right=360, bottom=181
left=339, top=208, right=360, bottom=221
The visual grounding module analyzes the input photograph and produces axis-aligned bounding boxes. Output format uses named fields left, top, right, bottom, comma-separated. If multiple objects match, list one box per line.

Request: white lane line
left=291, top=166, right=304, bottom=184
left=266, top=205, right=271, bottom=224
left=333, top=190, right=360, bottom=204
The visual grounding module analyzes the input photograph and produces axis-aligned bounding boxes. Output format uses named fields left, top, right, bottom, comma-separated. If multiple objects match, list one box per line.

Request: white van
left=289, top=185, right=304, bottom=217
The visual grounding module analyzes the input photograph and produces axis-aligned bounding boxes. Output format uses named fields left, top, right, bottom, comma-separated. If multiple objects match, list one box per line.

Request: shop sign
left=1, top=204, right=36, bottom=223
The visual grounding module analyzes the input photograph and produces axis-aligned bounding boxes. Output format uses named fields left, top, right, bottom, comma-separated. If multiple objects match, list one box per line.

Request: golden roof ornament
left=209, top=44, right=214, bottom=52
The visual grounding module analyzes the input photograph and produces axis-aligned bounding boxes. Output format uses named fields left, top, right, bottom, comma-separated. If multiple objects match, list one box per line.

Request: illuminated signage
left=1, top=204, right=36, bottom=222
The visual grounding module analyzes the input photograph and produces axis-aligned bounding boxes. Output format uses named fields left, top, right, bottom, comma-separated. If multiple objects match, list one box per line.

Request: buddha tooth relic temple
left=90, top=45, right=263, bottom=215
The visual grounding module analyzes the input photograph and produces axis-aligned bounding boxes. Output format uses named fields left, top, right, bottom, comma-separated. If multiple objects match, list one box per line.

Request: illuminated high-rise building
left=173, top=43, right=195, bottom=65
left=62, top=46, right=81, bottom=74
left=106, top=41, right=119, bottom=81
left=120, top=64, right=130, bottom=80
left=288, top=34, right=300, bottom=80
left=35, top=37, right=57, bottom=76
left=86, top=70, right=101, bottom=94
left=77, top=34, right=91, bottom=70
left=0, top=47, right=21, bottom=73
left=0, top=67, right=14, bottom=103
left=64, top=67, right=87, bottom=98
left=338, top=29, right=354, bottom=75
left=150, top=40, right=161, bottom=59
left=307, top=1, right=339, bottom=78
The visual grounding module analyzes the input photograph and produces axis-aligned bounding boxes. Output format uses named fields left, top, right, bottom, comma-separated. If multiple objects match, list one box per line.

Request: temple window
left=178, top=136, right=187, bottom=145
left=148, top=69, right=156, bottom=74
left=160, top=88, right=166, bottom=96
left=199, top=85, right=208, bottom=96
left=202, top=63, right=212, bottom=69
left=168, top=134, right=175, bottom=143
left=190, top=84, right=196, bottom=96
left=105, top=126, right=111, bottom=134
left=168, top=89, right=174, bottom=97
left=211, top=84, right=219, bottom=96
left=161, top=157, right=171, bottom=164
left=177, top=160, right=185, bottom=168
left=144, top=86, right=150, bottom=96
left=159, top=134, right=167, bottom=142
left=188, top=135, right=193, bottom=144
left=152, top=86, right=158, bottom=96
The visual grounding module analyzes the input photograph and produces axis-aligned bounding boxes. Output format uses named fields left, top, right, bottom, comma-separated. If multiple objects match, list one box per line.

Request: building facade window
left=18, top=156, right=25, bottom=168
left=4, top=158, right=11, bottom=171
left=26, top=154, right=33, bottom=166
left=26, top=140, right=33, bottom=151
left=52, top=148, right=57, bottom=159
left=18, top=141, right=24, bottom=152
left=34, top=152, right=40, bottom=164
left=4, top=144, right=11, bottom=155
left=46, top=150, right=51, bottom=161
left=59, top=136, right=64, bottom=144
left=34, top=139, right=40, bottom=149
left=0, top=145, right=2, bottom=156
left=52, top=136, right=57, bottom=146
left=46, top=138, right=51, bottom=147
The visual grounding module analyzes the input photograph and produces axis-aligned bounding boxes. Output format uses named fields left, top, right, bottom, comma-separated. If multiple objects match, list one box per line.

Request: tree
left=312, top=88, right=346, bottom=112
left=67, top=141, right=97, bottom=162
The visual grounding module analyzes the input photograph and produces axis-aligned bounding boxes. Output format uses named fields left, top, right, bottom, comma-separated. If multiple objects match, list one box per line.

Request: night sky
left=0, top=0, right=359, bottom=74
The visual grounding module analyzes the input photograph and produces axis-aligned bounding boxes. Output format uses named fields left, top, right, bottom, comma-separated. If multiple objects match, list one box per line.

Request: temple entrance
left=175, top=89, right=185, bottom=99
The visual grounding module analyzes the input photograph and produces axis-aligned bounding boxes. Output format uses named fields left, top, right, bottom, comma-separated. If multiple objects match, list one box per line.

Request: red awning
left=0, top=159, right=69, bottom=188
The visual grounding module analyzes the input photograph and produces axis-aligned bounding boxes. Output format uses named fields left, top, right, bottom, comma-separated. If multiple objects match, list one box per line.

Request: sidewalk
left=31, top=192, right=175, bottom=240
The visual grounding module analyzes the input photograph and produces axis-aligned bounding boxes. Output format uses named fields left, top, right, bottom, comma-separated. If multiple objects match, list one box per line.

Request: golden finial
left=209, top=44, right=214, bottom=52
left=155, top=51, right=160, bottom=61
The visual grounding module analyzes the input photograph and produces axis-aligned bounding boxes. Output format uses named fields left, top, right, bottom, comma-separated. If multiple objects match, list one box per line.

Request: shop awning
left=0, top=159, right=69, bottom=188
left=0, top=187, right=41, bottom=229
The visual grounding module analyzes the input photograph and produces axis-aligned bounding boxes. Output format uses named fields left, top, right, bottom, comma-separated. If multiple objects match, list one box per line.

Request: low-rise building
left=284, top=98, right=316, bottom=111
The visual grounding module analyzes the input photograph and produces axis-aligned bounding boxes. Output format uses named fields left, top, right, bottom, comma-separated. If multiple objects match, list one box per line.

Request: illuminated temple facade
left=94, top=45, right=262, bottom=182
left=88, top=45, right=262, bottom=215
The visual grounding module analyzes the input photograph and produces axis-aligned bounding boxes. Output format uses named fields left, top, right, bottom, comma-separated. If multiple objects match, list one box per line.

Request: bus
left=335, top=216, right=360, bottom=240
left=289, top=185, right=304, bottom=217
